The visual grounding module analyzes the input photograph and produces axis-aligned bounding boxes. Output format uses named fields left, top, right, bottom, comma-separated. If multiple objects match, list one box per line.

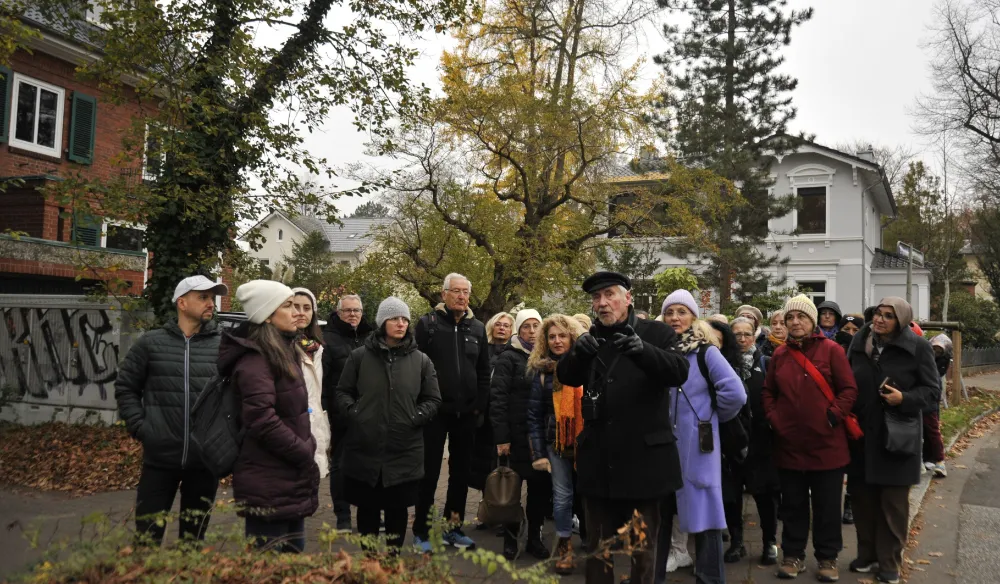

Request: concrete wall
left=0, top=295, right=141, bottom=424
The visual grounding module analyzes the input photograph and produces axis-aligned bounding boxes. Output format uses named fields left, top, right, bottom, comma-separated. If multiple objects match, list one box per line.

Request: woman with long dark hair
left=217, top=281, right=319, bottom=553
left=292, top=288, right=331, bottom=479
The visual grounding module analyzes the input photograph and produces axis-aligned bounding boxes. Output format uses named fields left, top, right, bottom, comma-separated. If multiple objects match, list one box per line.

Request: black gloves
left=612, top=325, right=644, bottom=356
left=575, top=332, right=601, bottom=357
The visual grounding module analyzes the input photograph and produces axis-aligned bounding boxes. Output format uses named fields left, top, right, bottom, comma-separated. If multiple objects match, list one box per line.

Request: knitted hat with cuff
left=376, top=297, right=411, bottom=328
left=782, top=294, right=818, bottom=327
left=237, top=280, right=295, bottom=324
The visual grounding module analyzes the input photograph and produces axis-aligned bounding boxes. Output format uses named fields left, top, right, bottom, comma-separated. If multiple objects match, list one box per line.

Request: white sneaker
left=666, top=550, right=694, bottom=572
left=934, top=462, right=948, bottom=478
left=924, top=461, right=935, bottom=471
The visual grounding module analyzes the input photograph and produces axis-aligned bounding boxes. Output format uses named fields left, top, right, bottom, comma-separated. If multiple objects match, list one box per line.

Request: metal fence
left=962, top=346, right=1000, bottom=368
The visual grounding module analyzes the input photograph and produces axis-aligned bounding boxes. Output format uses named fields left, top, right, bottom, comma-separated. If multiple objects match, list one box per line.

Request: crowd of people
left=114, top=270, right=954, bottom=584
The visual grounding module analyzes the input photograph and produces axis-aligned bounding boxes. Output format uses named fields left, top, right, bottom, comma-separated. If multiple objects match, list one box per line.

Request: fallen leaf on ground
left=929, top=552, right=944, bottom=557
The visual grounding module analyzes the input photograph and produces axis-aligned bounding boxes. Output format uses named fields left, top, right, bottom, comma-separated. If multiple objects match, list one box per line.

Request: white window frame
left=786, top=164, right=834, bottom=238
left=142, top=123, right=167, bottom=182
left=795, top=279, right=828, bottom=305
left=9, top=73, right=66, bottom=158
left=100, top=221, right=147, bottom=253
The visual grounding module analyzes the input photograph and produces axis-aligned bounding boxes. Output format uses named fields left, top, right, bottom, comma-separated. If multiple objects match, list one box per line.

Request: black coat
left=321, top=312, right=373, bottom=432
left=115, top=320, right=221, bottom=470
left=742, top=349, right=779, bottom=494
left=489, top=337, right=541, bottom=477
left=415, top=305, right=490, bottom=415
left=335, top=331, right=441, bottom=489
left=557, top=309, right=690, bottom=500
left=470, top=342, right=511, bottom=490
left=848, top=324, right=939, bottom=487
left=217, top=330, right=319, bottom=521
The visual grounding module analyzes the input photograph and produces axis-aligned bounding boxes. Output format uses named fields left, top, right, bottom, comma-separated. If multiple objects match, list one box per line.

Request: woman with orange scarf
left=527, top=314, right=586, bottom=575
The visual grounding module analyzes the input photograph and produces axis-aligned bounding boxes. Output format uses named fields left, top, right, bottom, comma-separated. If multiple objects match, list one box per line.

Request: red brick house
left=0, top=6, right=152, bottom=296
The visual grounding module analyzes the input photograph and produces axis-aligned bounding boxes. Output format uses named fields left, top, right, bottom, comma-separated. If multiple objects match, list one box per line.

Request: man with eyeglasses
left=322, top=294, right=373, bottom=532
left=412, top=273, right=491, bottom=552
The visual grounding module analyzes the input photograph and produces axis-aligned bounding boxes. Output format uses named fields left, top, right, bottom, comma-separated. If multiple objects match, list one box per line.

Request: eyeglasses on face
left=340, top=308, right=362, bottom=314
left=446, top=288, right=471, bottom=296
left=733, top=332, right=754, bottom=338
left=873, top=311, right=896, bottom=321
left=494, top=322, right=512, bottom=329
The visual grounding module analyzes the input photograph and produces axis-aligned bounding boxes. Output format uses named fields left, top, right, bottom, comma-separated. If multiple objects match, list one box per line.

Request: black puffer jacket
left=415, top=305, right=490, bottom=415
left=321, top=312, right=373, bottom=430
left=742, top=348, right=779, bottom=494
left=526, top=360, right=559, bottom=462
left=217, top=327, right=319, bottom=520
left=489, top=337, right=537, bottom=476
left=115, top=320, right=221, bottom=470
left=335, top=331, right=440, bottom=488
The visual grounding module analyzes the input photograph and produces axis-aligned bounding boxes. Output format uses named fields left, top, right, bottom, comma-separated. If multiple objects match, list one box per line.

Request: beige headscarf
left=865, top=296, right=913, bottom=358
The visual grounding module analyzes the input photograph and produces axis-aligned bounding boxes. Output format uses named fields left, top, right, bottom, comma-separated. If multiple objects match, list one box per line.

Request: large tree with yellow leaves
left=363, top=0, right=734, bottom=316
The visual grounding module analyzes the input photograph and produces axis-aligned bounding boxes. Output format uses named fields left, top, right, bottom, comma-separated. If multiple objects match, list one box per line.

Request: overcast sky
left=302, top=0, right=943, bottom=216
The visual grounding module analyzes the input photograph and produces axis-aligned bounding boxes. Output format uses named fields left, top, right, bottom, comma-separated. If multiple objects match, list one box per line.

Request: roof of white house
left=286, top=215, right=391, bottom=253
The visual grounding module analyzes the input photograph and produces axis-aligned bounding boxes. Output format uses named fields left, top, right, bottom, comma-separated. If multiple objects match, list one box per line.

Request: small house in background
left=608, top=138, right=934, bottom=318
left=242, top=210, right=390, bottom=274
left=959, top=240, right=994, bottom=301
left=0, top=5, right=156, bottom=296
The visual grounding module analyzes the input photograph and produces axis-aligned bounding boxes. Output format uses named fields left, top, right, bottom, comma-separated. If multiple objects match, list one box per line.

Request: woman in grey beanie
left=336, top=297, right=441, bottom=552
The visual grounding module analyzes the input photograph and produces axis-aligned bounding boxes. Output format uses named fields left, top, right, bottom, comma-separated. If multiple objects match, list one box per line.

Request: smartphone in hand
left=879, top=377, right=896, bottom=395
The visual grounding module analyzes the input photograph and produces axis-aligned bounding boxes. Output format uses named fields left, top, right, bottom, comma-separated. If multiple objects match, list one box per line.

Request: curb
left=908, top=405, right=1000, bottom=528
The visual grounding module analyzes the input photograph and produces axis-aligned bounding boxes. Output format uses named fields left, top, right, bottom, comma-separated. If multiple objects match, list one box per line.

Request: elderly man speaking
left=557, top=271, right=690, bottom=584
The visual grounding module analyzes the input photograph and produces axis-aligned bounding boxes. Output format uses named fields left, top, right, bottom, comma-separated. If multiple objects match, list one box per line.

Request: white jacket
left=299, top=345, right=331, bottom=478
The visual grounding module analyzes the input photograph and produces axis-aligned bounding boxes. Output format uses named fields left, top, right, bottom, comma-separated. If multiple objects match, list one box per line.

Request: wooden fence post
left=952, top=329, right=963, bottom=406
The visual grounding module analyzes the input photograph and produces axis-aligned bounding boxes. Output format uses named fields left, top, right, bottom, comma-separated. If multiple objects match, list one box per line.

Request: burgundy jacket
left=218, top=329, right=319, bottom=520
left=762, top=334, right=858, bottom=471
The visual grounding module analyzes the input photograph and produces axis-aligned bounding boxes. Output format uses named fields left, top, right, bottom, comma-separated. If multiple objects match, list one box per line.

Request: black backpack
left=190, top=374, right=244, bottom=478
left=696, top=344, right=751, bottom=465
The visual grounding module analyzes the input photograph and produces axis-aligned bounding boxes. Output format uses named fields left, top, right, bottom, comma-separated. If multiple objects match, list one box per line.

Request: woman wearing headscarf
left=490, top=309, right=551, bottom=561
left=761, top=311, right=787, bottom=358
left=762, top=295, right=857, bottom=582
left=846, top=297, right=938, bottom=584
left=291, top=288, right=331, bottom=479
left=335, top=297, right=441, bottom=552
left=527, top=314, right=587, bottom=575
left=217, top=281, right=319, bottom=552
left=726, top=316, right=780, bottom=566
left=655, top=290, right=747, bottom=584
left=735, top=304, right=766, bottom=349
left=816, top=301, right=843, bottom=341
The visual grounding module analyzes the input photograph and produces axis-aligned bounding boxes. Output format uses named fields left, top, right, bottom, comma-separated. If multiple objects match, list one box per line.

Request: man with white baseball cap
left=115, top=274, right=229, bottom=545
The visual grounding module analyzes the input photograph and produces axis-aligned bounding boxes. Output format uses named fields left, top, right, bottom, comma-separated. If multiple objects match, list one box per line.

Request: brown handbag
left=476, top=457, right=524, bottom=526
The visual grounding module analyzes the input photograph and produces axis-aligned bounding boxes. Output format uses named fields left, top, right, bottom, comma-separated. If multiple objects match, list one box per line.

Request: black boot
left=762, top=541, right=778, bottom=566
left=724, top=542, right=747, bottom=563
left=526, top=526, right=550, bottom=559
left=502, top=528, right=518, bottom=561
left=843, top=494, right=854, bottom=525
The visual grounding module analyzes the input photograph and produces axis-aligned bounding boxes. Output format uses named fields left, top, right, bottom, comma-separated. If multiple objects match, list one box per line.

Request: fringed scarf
left=297, top=335, right=321, bottom=356
left=537, top=356, right=584, bottom=458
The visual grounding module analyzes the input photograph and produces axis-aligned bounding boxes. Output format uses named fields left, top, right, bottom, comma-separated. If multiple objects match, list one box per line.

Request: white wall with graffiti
left=0, top=295, right=140, bottom=424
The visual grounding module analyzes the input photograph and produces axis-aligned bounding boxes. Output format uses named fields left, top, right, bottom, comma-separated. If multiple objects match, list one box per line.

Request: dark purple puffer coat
left=217, top=329, right=319, bottom=521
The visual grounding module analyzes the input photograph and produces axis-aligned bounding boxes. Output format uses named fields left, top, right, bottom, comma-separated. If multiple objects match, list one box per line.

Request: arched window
left=278, top=229, right=283, bottom=242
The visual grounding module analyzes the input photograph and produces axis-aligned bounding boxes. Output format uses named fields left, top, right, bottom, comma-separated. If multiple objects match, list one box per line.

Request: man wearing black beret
left=557, top=271, right=690, bottom=584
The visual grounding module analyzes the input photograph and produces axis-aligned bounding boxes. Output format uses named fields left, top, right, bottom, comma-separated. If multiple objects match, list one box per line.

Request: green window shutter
left=68, top=92, right=98, bottom=164
left=0, top=66, right=11, bottom=144
left=72, top=212, right=102, bottom=247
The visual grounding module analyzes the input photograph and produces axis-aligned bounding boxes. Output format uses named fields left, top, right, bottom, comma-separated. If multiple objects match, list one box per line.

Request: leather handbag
left=883, top=410, right=922, bottom=456
left=477, top=457, right=524, bottom=526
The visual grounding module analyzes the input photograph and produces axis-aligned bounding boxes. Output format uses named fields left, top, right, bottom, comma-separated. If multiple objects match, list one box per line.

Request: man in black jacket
left=557, top=272, right=689, bottom=584
left=115, top=275, right=228, bottom=545
left=412, top=273, right=490, bottom=552
left=321, top=294, right=372, bottom=531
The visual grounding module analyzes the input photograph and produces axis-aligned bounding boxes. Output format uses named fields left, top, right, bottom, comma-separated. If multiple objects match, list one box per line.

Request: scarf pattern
left=538, top=356, right=584, bottom=458
left=676, top=328, right=709, bottom=355
left=739, top=349, right=755, bottom=381
left=298, top=335, right=321, bottom=356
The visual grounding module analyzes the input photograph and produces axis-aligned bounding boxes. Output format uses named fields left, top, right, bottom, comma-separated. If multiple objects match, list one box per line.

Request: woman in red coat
left=217, top=280, right=319, bottom=553
left=762, top=295, right=857, bottom=582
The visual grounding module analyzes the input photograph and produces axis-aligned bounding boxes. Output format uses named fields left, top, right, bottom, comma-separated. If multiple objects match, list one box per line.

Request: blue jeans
left=245, top=515, right=306, bottom=553
left=548, top=445, right=575, bottom=537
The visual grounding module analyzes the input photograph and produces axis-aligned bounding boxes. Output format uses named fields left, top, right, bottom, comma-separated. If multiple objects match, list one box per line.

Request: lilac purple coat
left=670, top=344, right=746, bottom=534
